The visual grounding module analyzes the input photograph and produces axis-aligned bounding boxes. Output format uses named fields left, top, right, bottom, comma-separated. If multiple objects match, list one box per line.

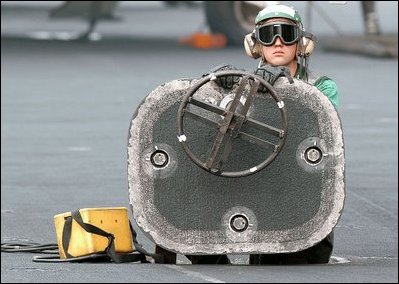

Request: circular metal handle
left=177, top=70, right=288, bottom=178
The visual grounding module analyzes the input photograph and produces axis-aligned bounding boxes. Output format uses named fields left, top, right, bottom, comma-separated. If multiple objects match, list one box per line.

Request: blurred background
left=1, top=1, right=398, bottom=283
left=1, top=1, right=398, bottom=50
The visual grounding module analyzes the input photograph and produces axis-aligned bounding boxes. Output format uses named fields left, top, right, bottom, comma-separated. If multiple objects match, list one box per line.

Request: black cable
left=1, top=240, right=153, bottom=263
left=33, top=253, right=109, bottom=263
left=1, top=242, right=59, bottom=254
left=1, top=241, right=112, bottom=263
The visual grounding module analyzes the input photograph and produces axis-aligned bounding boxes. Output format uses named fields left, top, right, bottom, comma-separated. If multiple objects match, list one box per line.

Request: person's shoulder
left=306, top=69, right=336, bottom=86
left=314, top=76, right=338, bottom=91
left=311, top=74, right=339, bottom=108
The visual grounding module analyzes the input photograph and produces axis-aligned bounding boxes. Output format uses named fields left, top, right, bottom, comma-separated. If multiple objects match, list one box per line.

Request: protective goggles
left=255, top=22, right=300, bottom=46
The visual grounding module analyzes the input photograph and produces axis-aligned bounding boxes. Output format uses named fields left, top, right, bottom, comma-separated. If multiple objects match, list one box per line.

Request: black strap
left=62, top=215, right=74, bottom=258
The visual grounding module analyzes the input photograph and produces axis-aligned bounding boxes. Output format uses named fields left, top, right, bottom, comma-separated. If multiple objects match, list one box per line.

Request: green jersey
left=298, top=67, right=339, bottom=109
left=314, top=76, right=339, bottom=109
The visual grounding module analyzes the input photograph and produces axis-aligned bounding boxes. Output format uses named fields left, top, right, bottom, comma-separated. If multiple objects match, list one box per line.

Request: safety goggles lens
left=256, top=23, right=299, bottom=46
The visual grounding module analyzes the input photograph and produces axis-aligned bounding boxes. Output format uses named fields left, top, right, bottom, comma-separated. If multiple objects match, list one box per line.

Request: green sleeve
left=314, top=77, right=339, bottom=109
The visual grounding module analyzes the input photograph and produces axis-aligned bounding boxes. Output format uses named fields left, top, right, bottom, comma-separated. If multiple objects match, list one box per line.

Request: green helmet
left=255, top=4, right=302, bottom=26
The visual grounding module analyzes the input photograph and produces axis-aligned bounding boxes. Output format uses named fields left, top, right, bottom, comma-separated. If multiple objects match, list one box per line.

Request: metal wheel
left=177, top=70, right=288, bottom=178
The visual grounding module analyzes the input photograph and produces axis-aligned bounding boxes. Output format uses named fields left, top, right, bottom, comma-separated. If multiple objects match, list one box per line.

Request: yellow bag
left=3, top=207, right=163, bottom=263
left=54, top=207, right=134, bottom=260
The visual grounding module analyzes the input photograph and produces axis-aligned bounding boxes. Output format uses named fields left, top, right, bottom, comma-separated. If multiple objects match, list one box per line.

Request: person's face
left=259, top=18, right=298, bottom=67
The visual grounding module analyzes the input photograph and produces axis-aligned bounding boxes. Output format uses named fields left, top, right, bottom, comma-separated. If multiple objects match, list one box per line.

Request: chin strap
left=297, top=56, right=310, bottom=82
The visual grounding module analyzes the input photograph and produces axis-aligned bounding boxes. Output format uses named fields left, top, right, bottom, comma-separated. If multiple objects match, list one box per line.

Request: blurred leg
left=186, top=254, right=231, bottom=264
left=249, top=232, right=334, bottom=265
left=155, top=245, right=177, bottom=264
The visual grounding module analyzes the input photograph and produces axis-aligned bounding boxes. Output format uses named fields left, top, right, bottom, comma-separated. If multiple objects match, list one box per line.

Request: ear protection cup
left=297, top=33, right=315, bottom=57
left=244, top=32, right=261, bottom=59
